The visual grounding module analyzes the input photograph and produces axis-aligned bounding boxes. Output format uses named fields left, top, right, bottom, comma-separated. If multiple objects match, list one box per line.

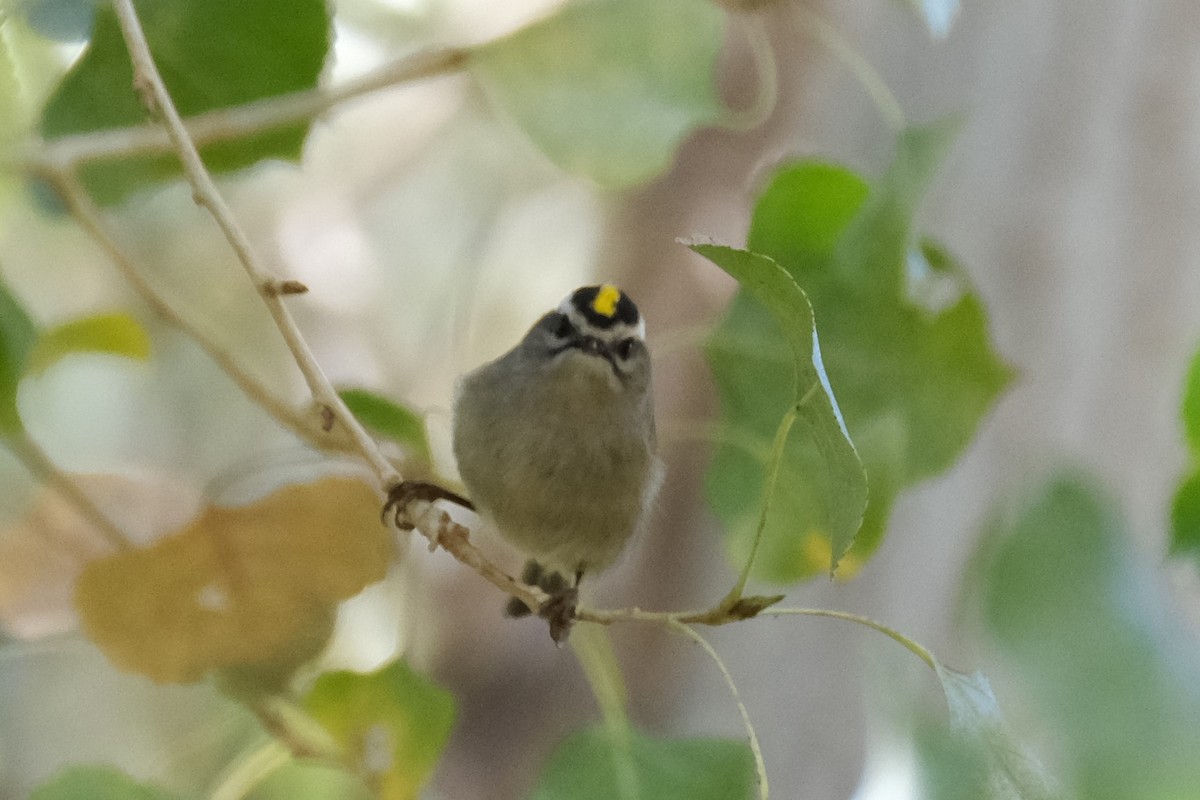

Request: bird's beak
left=579, top=336, right=609, bottom=357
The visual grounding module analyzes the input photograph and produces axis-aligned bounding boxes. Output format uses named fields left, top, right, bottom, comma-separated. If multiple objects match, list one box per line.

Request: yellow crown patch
left=592, top=284, right=622, bottom=318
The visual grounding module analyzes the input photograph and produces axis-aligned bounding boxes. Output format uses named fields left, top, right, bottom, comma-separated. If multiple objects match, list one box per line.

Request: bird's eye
left=615, top=338, right=638, bottom=359
left=553, top=315, right=573, bottom=338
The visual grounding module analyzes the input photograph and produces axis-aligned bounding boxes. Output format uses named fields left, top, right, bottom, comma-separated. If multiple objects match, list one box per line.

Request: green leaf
left=1170, top=469, right=1200, bottom=560
left=927, top=665, right=1058, bottom=800
left=338, top=388, right=431, bottom=465
left=694, top=243, right=867, bottom=578
left=39, top=0, right=331, bottom=205
left=243, top=761, right=373, bottom=800
left=528, top=727, right=755, bottom=800
left=898, top=0, right=961, bottom=38
left=709, top=120, right=1012, bottom=580
left=29, top=766, right=175, bottom=800
left=27, top=311, right=151, bottom=375
left=0, top=278, right=39, bottom=434
left=304, top=659, right=456, bottom=800
left=1180, top=346, right=1200, bottom=455
left=0, top=30, right=22, bottom=146
left=471, top=0, right=724, bottom=188
left=981, top=474, right=1200, bottom=800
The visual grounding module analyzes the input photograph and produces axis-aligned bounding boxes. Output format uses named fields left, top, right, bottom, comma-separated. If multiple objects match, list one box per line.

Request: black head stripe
left=570, top=285, right=640, bottom=330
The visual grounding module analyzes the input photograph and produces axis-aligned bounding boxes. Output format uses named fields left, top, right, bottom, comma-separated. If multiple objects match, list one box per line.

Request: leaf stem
left=22, top=47, right=469, bottom=171
left=668, top=621, right=768, bottom=800
left=37, top=167, right=321, bottom=447
left=244, top=694, right=342, bottom=762
left=5, top=431, right=133, bottom=552
left=108, top=0, right=398, bottom=487
left=209, top=740, right=291, bottom=800
left=571, top=624, right=639, bottom=800
left=724, top=406, right=797, bottom=605
left=759, top=607, right=936, bottom=670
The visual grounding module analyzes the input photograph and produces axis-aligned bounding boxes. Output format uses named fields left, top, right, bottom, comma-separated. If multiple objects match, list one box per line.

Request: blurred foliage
left=970, top=474, right=1200, bottom=799
left=0, top=281, right=154, bottom=434
left=338, top=388, right=432, bottom=467
left=304, top=659, right=456, bottom=800
left=1170, top=347, right=1200, bottom=561
left=527, top=727, right=755, bottom=800
left=705, top=121, right=1012, bottom=581
left=26, top=311, right=150, bottom=375
left=471, top=0, right=724, bottom=187
left=923, top=664, right=1057, bottom=799
left=694, top=243, right=867, bottom=578
left=39, top=0, right=331, bottom=205
left=29, top=765, right=175, bottom=800
left=0, top=277, right=39, bottom=433
left=75, top=476, right=389, bottom=685
left=7, top=0, right=1199, bottom=799
left=244, top=761, right=374, bottom=800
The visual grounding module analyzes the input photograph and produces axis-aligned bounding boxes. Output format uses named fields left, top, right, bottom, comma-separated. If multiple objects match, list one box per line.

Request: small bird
left=452, top=285, right=663, bottom=636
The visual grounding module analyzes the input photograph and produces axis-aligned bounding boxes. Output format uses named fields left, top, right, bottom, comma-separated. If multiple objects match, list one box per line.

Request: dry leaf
left=0, top=473, right=201, bottom=639
left=76, top=476, right=393, bottom=684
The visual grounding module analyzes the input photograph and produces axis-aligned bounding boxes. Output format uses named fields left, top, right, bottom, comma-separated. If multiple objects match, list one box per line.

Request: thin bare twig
left=22, top=47, right=469, bottom=171
left=6, top=431, right=133, bottom=552
left=407, top=502, right=549, bottom=612
left=759, top=607, right=937, bottom=670
left=109, top=0, right=398, bottom=487
left=100, top=0, right=561, bottom=634
left=668, top=621, right=769, bottom=800
left=35, top=167, right=322, bottom=448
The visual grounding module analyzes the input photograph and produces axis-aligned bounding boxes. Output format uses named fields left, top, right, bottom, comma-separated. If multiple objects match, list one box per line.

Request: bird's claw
left=381, top=480, right=475, bottom=531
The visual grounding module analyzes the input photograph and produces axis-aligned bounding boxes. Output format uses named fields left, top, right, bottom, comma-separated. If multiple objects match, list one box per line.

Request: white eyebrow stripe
left=554, top=291, right=644, bottom=339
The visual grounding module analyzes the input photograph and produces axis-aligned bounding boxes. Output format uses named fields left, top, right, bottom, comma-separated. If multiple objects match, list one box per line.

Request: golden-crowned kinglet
left=452, top=285, right=664, bottom=627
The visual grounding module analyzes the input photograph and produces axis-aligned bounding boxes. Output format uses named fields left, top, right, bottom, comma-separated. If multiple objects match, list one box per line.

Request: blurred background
left=2, top=0, right=1200, bottom=798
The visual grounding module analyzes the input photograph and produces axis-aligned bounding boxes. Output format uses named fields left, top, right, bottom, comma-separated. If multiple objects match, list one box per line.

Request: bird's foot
left=538, top=585, right=579, bottom=645
left=505, top=562, right=579, bottom=643
left=381, top=480, right=475, bottom=531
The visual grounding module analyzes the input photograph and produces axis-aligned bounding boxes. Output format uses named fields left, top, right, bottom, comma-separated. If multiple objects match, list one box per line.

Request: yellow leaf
left=76, top=476, right=392, bottom=684
left=0, top=473, right=201, bottom=639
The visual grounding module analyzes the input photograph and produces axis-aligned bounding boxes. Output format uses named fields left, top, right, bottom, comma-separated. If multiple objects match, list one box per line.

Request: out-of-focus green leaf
left=927, top=665, right=1058, bottom=800
left=244, top=761, right=373, bottom=800
left=708, top=120, right=1012, bottom=580
left=338, top=388, right=431, bottom=465
left=471, top=0, right=724, bottom=188
left=40, top=0, right=331, bottom=205
left=915, top=721, right=992, bottom=800
left=898, top=0, right=960, bottom=38
left=0, top=278, right=39, bottom=434
left=304, top=659, right=455, bottom=800
left=694, top=243, right=866, bottom=578
left=0, top=31, right=21, bottom=146
left=1170, top=348, right=1200, bottom=562
left=27, top=311, right=151, bottom=375
left=1170, top=469, right=1200, bottom=559
left=1180, top=347, right=1200, bottom=455
left=981, top=474, right=1200, bottom=800
left=528, top=727, right=755, bottom=800
left=29, top=766, right=175, bottom=800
